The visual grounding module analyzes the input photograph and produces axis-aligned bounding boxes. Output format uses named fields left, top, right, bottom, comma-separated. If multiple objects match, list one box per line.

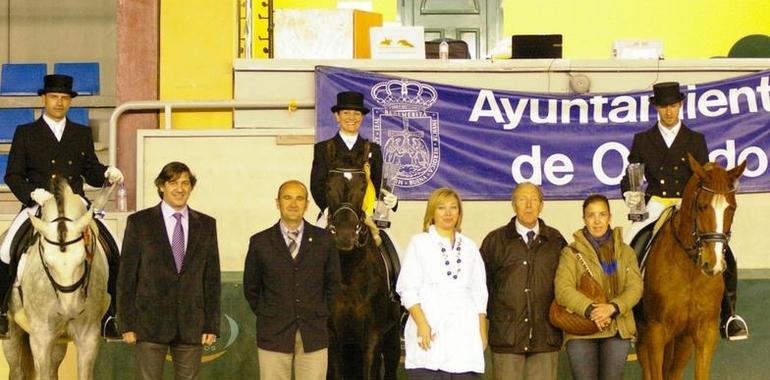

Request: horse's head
left=326, top=168, right=368, bottom=251
left=679, top=154, right=746, bottom=276
left=28, top=177, right=93, bottom=289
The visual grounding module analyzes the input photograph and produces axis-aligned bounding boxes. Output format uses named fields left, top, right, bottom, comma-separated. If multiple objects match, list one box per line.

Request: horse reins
left=671, top=181, right=736, bottom=265
left=36, top=214, right=96, bottom=299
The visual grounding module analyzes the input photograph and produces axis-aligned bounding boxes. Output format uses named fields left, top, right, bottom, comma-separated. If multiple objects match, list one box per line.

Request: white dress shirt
left=514, top=218, right=540, bottom=242
left=657, top=120, right=682, bottom=148
left=161, top=201, right=189, bottom=250
left=43, top=114, right=66, bottom=142
left=396, top=225, right=488, bottom=373
left=339, top=133, right=358, bottom=150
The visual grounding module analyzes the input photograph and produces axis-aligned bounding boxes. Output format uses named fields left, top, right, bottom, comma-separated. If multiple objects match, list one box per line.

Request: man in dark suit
left=117, top=162, right=220, bottom=380
left=310, top=91, right=397, bottom=221
left=243, top=180, right=340, bottom=380
left=0, top=74, right=124, bottom=338
left=620, top=81, right=748, bottom=341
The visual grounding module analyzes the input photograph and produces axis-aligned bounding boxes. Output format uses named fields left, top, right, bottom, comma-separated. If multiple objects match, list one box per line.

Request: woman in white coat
left=396, top=187, right=488, bottom=379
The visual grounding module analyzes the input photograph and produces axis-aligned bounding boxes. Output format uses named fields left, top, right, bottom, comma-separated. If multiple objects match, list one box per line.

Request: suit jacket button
left=676, top=192, right=681, bottom=196
left=660, top=179, right=665, bottom=184
left=51, top=174, right=56, bottom=179
left=51, top=159, right=56, bottom=164
left=295, top=299, right=300, bottom=303
left=662, top=191, right=667, bottom=196
left=68, top=160, right=72, bottom=165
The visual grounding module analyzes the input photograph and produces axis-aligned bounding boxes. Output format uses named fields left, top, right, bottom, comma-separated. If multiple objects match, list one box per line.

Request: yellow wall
left=505, top=0, right=770, bottom=58
left=160, top=0, right=237, bottom=129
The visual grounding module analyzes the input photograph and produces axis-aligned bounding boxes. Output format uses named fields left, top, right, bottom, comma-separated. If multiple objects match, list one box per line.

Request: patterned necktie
left=171, top=212, right=185, bottom=272
left=526, top=230, right=536, bottom=248
left=288, top=230, right=299, bottom=259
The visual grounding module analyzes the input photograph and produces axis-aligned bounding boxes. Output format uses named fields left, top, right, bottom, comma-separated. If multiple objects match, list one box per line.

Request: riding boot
left=720, top=246, right=748, bottom=341
left=0, top=261, right=11, bottom=338
left=95, top=219, right=121, bottom=341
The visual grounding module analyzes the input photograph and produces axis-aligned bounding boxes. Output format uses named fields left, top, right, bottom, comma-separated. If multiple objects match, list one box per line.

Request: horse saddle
left=377, top=230, right=401, bottom=302
left=633, top=205, right=676, bottom=275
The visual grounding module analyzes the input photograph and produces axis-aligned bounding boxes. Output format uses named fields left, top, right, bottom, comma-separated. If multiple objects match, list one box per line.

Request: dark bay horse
left=325, top=164, right=401, bottom=380
left=637, top=155, right=746, bottom=380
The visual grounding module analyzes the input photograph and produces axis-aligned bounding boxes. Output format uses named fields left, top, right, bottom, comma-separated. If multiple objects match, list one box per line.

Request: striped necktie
left=288, top=230, right=299, bottom=259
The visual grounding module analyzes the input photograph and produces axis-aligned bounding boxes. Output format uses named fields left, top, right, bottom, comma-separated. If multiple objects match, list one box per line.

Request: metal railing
left=108, top=99, right=315, bottom=166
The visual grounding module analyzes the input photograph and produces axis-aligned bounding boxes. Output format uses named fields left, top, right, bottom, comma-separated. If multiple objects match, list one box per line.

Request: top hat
left=38, top=74, right=78, bottom=97
left=331, top=91, right=369, bottom=115
left=649, top=82, right=684, bottom=106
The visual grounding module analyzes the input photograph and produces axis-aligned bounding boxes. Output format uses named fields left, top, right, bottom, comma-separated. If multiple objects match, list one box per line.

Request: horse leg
left=380, top=322, right=401, bottom=380
left=666, top=334, right=694, bottom=380
left=326, top=331, right=341, bottom=380
left=641, top=322, right=668, bottom=380
left=28, top=330, right=56, bottom=380
left=362, top=331, right=382, bottom=380
left=72, top=324, right=102, bottom=380
left=692, top=323, right=720, bottom=380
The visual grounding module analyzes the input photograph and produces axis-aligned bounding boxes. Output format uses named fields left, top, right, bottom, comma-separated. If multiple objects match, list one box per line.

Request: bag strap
left=567, top=246, right=598, bottom=280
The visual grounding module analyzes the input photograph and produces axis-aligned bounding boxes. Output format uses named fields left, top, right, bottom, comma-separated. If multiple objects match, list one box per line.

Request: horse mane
left=51, top=176, right=69, bottom=252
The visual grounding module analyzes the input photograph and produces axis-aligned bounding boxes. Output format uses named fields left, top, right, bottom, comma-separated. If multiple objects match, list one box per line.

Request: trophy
left=373, top=161, right=401, bottom=229
left=626, top=163, right=649, bottom=222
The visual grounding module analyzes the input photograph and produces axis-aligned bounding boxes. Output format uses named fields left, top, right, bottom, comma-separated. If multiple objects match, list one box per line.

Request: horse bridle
left=37, top=214, right=96, bottom=298
left=672, top=181, right=736, bottom=264
left=327, top=168, right=370, bottom=248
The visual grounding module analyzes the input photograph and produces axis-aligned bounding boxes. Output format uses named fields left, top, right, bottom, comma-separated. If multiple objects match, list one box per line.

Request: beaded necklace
left=440, top=235, right=463, bottom=279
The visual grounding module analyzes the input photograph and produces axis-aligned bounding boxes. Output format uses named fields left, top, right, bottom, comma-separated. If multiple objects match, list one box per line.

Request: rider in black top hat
left=0, top=74, right=125, bottom=339
left=310, top=91, right=398, bottom=219
left=620, top=81, right=749, bottom=341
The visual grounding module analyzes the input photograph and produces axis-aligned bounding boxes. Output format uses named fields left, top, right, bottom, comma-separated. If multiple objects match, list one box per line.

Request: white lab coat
left=396, top=226, right=488, bottom=373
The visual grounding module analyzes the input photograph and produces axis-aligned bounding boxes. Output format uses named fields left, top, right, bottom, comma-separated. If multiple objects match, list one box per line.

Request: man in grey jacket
left=480, top=182, right=567, bottom=380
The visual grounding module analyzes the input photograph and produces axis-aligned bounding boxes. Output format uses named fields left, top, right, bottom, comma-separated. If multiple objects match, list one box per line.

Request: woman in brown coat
left=554, top=194, right=643, bottom=380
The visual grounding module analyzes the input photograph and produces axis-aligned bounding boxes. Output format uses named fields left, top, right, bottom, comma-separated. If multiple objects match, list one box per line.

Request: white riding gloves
left=31, top=188, right=54, bottom=205
left=623, top=191, right=644, bottom=209
left=382, top=189, right=398, bottom=209
left=105, top=166, right=125, bottom=184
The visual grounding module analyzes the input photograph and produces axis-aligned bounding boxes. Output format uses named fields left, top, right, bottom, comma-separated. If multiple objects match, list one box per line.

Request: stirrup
left=102, top=315, right=122, bottom=342
left=723, top=315, right=749, bottom=341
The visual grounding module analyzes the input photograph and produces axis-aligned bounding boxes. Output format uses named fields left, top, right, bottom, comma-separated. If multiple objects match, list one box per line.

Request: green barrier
left=95, top=275, right=765, bottom=379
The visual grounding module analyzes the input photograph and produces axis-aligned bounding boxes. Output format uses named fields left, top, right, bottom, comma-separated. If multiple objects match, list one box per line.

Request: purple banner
left=315, top=66, right=770, bottom=200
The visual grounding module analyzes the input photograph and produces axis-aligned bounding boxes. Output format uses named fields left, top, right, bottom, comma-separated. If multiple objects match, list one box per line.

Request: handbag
left=549, top=247, right=607, bottom=335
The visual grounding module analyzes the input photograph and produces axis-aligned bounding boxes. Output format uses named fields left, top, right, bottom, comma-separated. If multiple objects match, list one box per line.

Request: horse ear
left=72, top=210, right=94, bottom=234
left=728, top=160, right=747, bottom=180
left=687, top=154, right=707, bottom=179
left=28, top=213, right=48, bottom=235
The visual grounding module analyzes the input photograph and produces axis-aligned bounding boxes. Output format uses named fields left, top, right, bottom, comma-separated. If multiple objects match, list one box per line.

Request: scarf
left=582, top=227, right=618, bottom=298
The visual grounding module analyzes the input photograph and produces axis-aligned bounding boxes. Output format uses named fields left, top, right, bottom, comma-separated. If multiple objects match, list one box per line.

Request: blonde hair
left=422, top=187, right=463, bottom=232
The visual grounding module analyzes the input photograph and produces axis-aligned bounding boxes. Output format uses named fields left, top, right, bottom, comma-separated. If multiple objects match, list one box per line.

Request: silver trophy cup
left=626, top=163, right=649, bottom=222
left=373, top=162, right=400, bottom=229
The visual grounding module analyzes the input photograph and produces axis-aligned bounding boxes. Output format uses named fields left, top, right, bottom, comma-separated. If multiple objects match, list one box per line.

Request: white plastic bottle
left=439, top=40, right=449, bottom=60
left=117, top=182, right=128, bottom=212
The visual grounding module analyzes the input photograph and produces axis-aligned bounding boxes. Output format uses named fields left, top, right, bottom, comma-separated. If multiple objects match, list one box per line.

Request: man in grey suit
left=117, top=162, right=221, bottom=380
left=243, top=180, right=340, bottom=380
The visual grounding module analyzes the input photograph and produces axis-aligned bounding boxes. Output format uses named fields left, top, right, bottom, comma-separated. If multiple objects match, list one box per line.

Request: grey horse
left=2, top=178, right=109, bottom=379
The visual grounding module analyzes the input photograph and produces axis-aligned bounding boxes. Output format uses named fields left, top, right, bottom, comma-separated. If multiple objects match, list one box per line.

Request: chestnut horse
left=637, top=155, right=746, bottom=380
left=325, top=165, right=401, bottom=380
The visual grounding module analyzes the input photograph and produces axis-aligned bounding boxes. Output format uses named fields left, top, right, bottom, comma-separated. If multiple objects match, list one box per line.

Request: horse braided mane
left=52, top=177, right=68, bottom=252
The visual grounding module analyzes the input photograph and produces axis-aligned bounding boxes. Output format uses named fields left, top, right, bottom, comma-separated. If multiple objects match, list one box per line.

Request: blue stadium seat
left=67, top=107, right=89, bottom=126
left=0, top=154, right=7, bottom=184
left=0, top=108, right=34, bottom=143
left=54, top=62, right=100, bottom=95
left=0, top=63, right=46, bottom=96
